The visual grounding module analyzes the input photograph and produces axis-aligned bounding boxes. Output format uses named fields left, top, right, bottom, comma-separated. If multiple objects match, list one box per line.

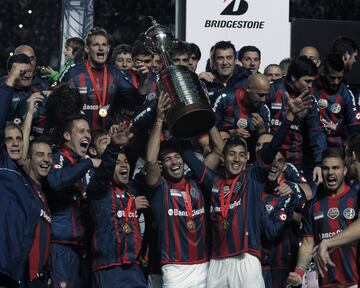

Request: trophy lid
left=144, top=17, right=174, bottom=53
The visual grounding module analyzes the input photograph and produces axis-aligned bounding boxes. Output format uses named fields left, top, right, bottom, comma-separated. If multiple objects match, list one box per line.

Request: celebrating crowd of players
left=0, top=25, right=360, bottom=288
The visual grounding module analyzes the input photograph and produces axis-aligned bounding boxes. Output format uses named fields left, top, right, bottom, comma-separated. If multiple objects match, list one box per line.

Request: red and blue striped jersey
left=60, top=63, right=145, bottom=130
left=47, top=147, right=93, bottom=245
left=311, top=77, right=360, bottom=147
left=149, top=176, right=210, bottom=265
left=28, top=182, right=51, bottom=281
left=302, top=184, right=359, bottom=287
left=89, top=183, right=142, bottom=272
left=268, top=78, right=327, bottom=166
left=213, top=88, right=271, bottom=132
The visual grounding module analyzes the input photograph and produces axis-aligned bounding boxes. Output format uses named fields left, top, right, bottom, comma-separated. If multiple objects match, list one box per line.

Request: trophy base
left=167, top=103, right=216, bottom=139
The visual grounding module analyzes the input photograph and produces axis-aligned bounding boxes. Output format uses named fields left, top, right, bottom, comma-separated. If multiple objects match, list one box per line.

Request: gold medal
left=221, top=220, right=230, bottom=230
left=186, top=219, right=196, bottom=231
left=99, top=108, right=108, bottom=118
left=123, top=223, right=132, bottom=235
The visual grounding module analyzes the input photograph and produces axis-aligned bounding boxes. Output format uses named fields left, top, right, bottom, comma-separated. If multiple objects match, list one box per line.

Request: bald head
left=299, top=46, right=321, bottom=67
left=15, top=45, right=36, bottom=69
left=246, top=73, right=270, bottom=109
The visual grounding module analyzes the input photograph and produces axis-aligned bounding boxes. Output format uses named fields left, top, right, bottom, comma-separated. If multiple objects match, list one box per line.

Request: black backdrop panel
left=291, top=18, right=360, bottom=86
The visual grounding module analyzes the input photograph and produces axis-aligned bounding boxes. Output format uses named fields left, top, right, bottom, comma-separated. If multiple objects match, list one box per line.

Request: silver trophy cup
left=145, top=19, right=215, bottom=139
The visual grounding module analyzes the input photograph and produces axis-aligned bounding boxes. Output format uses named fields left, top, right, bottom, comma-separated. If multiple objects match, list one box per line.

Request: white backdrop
left=185, top=0, right=291, bottom=73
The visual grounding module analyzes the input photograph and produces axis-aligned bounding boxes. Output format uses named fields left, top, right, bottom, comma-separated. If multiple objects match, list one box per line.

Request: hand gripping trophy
left=144, top=17, right=215, bottom=139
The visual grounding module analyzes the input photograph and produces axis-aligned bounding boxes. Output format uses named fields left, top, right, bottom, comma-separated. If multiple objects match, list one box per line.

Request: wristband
left=295, top=267, right=305, bottom=278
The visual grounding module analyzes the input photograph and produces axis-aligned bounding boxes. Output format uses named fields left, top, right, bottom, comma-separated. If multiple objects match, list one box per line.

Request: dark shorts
left=93, top=264, right=147, bottom=288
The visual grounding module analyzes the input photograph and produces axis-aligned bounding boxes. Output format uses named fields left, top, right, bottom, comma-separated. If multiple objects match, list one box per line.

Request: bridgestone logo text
left=204, top=20, right=265, bottom=29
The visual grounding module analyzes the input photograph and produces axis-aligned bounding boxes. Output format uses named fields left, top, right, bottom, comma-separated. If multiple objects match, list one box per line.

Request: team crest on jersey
left=237, top=118, right=248, bottom=129
left=313, top=211, right=324, bottom=220
left=170, top=189, right=182, bottom=197
left=53, top=164, right=62, bottom=169
left=318, top=99, right=328, bottom=109
left=265, top=204, right=274, bottom=214
left=330, top=103, right=341, bottom=114
left=356, top=112, right=360, bottom=120
left=327, top=207, right=339, bottom=219
left=343, top=208, right=355, bottom=220
left=223, top=185, right=230, bottom=197
left=60, top=281, right=68, bottom=288
left=190, top=187, right=199, bottom=198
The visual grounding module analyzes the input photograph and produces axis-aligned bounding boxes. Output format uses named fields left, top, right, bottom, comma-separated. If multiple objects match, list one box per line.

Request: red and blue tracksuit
left=302, top=184, right=359, bottom=287
left=60, top=63, right=145, bottom=130
left=47, top=147, right=93, bottom=287
left=311, top=77, right=360, bottom=148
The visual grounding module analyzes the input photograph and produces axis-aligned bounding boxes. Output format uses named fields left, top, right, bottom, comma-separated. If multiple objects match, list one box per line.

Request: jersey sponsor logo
left=279, top=211, right=287, bottom=221
left=213, top=93, right=227, bottom=111
left=320, top=229, right=342, bottom=240
left=271, top=103, right=282, bottom=110
left=290, top=124, right=300, bottom=131
left=82, top=103, right=110, bottom=111
left=210, top=199, right=242, bottom=213
left=265, top=204, right=274, bottom=214
left=330, top=103, right=341, bottom=114
left=343, top=208, right=355, bottom=220
left=167, top=207, right=205, bottom=217
left=117, top=210, right=138, bottom=218
left=318, top=99, right=328, bottom=109
left=133, top=107, right=152, bottom=122
left=237, top=118, right=248, bottom=128
left=170, top=189, right=182, bottom=197
left=327, top=207, right=339, bottom=219
left=211, top=187, right=220, bottom=194
left=313, top=211, right=324, bottom=220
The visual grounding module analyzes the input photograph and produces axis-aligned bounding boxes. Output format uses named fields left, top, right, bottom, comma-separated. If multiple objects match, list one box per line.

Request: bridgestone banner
left=185, top=0, right=290, bottom=73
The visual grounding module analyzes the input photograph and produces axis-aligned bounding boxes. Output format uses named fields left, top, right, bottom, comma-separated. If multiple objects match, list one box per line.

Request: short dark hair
left=332, top=36, right=359, bottom=56
left=158, top=139, right=180, bottom=161
left=223, top=135, right=248, bottom=156
left=321, top=147, right=345, bottom=162
left=238, top=45, right=261, bottom=61
left=29, top=135, right=52, bottom=157
left=132, top=40, right=153, bottom=58
left=62, top=114, right=89, bottom=135
left=189, top=43, right=201, bottom=60
left=212, top=41, right=236, bottom=62
left=346, top=134, right=360, bottom=161
left=111, top=44, right=133, bottom=64
left=85, top=27, right=109, bottom=46
left=7, top=53, right=31, bottom=71
left=323, top=53, right=345, bottom=74
left=65, top=37, right=84, bottom=55
left=90, top=128, right=108, bottom=149
left=169, top=41, right=190, bottom=59
left=286, top=56, right=318, bottom=81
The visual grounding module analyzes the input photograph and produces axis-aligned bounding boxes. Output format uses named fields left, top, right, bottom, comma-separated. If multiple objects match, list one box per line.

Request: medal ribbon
left=183, top=181, right=194, bottom=221
left=115, top=187, right=134, bottom=224
left=85, top=60, right=108, bottom=109
left=220, top=173, right=241, bottom=220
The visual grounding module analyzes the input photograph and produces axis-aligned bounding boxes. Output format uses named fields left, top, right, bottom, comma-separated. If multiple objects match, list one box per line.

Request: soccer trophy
left=144, top=18, right=215, bottom=139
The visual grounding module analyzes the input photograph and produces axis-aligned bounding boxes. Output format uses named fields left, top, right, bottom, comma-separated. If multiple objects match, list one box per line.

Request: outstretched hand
left=285, top=90, right=313, bottom=121
left=109, top=123, right=133, bottom=146
left=156, top=91, right=171, bottom=122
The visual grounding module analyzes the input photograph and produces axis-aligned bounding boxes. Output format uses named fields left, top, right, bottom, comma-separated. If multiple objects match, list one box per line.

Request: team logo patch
left=60, top=281, right=68, bottom=288
left=170, top=189, right=182, bottom=197
left=53, top=164, right=62, bottom=169
left=314, top=211, right=324, bottom=220
left=279, top=211, right=287, bottom=222
left=343, top=208, right=355, bottom=220
left=265, top=204, right=274, bottom=214
left=237, top=118, right=248, bottom=129
left=13, top=118, right=22, bottom=125
left=330, top=103, right=341, bottom=114
left=168, top=209, right=174, bottom=216
left=190, top=187, right=199, bottom=198
left=318, top=99, right=328, bottom=109
left=327, top=208, right=339, bottom=219
left=356, top=112, right=360, bottom=120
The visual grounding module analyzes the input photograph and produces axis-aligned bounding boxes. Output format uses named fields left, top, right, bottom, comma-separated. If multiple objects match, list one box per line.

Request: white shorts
left=148, top=274, right=163, bottom=288
left=161, top=262, right=208, bottom=288
left=207, top=253, right=265, bottom=288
